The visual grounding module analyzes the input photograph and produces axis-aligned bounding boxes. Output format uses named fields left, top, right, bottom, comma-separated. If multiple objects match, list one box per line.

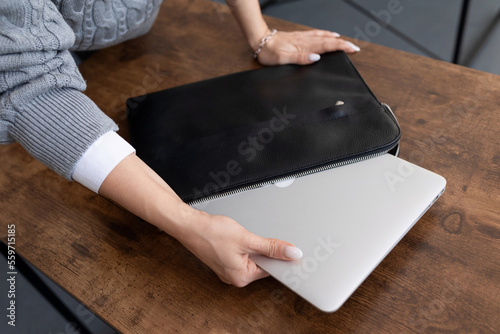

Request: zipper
left=189, top=148, right=394, bottom=206
left=189, top=103, right=400, bottom=206
left=382, top=103, right=400, bottom=129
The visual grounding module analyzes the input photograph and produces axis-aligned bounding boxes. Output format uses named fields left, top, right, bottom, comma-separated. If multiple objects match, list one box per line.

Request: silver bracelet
left=252, top=29, right=277, bottom=59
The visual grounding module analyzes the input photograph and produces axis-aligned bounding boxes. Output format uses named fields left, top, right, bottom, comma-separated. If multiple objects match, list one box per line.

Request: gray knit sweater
left=0, top=0, right=162, bottom=179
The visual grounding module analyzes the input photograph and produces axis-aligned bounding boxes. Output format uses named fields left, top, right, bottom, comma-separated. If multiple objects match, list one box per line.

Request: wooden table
left=1, top=0, right=499, bottom=332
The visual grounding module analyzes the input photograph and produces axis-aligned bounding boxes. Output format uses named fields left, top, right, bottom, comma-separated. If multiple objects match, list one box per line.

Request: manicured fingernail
left=346, top=41, right=360, bottom=52
left=308, top=53, right=321, bottom=62
left=285, top=246, right=303, bottom=260
left=332, top=32, right=341, bottom=37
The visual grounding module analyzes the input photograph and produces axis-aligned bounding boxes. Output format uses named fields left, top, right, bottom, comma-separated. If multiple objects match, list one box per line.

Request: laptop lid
left=192, top=154, right=446, bottom=312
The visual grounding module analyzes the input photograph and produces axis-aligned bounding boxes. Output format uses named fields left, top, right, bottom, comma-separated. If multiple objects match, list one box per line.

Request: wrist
left=252, top=28, right=277, bottom=59
left=168, top=206, right=215, bottom=256
left=156, top=199, right=199, bottom=240
left=248, top=24, right=270, bottom=52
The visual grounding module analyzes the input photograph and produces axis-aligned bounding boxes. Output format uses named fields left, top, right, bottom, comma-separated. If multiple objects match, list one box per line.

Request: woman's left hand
left=256, top=29, right=360, bottom=66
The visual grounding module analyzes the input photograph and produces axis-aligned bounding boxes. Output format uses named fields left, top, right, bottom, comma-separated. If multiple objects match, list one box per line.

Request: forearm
left=225, top=0, right=269, bottom=50
left=99, top=154, right=196, bottom=241
left=98, top=153, right=302, bottom=287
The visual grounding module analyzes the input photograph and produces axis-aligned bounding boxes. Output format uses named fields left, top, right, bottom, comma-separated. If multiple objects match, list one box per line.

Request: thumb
left=246, top=234, right=303, bottom=260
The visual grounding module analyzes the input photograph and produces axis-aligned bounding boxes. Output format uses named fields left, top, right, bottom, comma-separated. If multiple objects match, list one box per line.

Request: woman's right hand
left=178, top=209, right=303, bottom=287
left=100, top=153, right=302, bottom=287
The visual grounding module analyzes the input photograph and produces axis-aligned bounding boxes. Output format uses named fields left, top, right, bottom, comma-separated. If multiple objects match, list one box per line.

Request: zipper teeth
left=189, top=149, right=390, bottom=206
left=382, top=103, right=400, bottom=128
left=190, top=103, right=398, bottom=206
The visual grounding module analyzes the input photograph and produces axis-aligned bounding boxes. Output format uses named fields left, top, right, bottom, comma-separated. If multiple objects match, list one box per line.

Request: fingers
left=299, top=30, right=360, bottom=51
left=258, top=29, right=361, bottom=66
left=217, top=255, right=270, bottom=287
left=291, top=30, right=360, bottom=55
left=309, top=35, right=360, bottom=54
left=293, top=39, right=361, bottom=65
left=343, top=40, right=361, bottom=52
left=223, top=233, right=302, bottom=286
left=191, top=214, right=302, bottom=287
left=303, top=29, right=341, bottom=38
left=250, top=266, right=270, bottom=281
left=223, top=266, right=270, bottom=288
left=245, top=234, right=303, bottom=261
left=278, top=52, right=322, bottom=66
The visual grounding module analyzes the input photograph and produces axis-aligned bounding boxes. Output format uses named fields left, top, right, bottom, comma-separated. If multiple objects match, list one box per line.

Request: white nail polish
left=285, top=246, right=303, bottom=260
left=346, top=41, right=360, bottom=52
left=333, top=32, right=341, bottom=37
left=308, top=53, right=321, bottom=62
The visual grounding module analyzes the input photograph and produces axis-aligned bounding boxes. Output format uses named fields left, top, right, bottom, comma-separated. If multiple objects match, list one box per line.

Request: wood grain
left=1, top=0, right=499, bottom=333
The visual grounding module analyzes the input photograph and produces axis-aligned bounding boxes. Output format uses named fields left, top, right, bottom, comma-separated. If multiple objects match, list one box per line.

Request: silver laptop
left=192, top=154, right=446, bottom=312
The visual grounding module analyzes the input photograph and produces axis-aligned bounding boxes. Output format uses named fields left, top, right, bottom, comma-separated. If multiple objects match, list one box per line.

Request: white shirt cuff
left=72, top=131, right=135, bottom=193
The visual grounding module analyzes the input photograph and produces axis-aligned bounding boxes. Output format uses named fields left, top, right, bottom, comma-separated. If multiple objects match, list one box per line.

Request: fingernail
left=285, top=246, right=303, bottom=260
left=332, top=32, right=341, bottom=37
left=308, top=53, right=321, bottom=62
left=346, top=41, right=360, bottom=52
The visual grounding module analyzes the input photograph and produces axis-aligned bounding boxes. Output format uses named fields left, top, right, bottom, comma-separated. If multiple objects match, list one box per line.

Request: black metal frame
left=340, top=0, right=442, bottom=60
left=455, top=0, right=500, bottom=66
left=453, top=0, right=470, bottom=64
left=259, top=0, right=498, bottom=65
left=0, top=241, right=94, bottom=334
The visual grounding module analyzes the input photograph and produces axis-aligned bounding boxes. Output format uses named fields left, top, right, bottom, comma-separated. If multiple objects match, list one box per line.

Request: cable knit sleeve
left=57, top=0, right=162, bottom=51
left=0, top=0, right=119, bottom=179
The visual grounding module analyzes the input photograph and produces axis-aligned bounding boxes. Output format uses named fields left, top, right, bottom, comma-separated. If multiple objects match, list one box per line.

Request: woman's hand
left=100, top=154, right=302, bottom=287
left=224, top=0, right=359, bottom=66
left=257, top=29, right=360, bottom=66
left=179, top=209, right=303, bottom=287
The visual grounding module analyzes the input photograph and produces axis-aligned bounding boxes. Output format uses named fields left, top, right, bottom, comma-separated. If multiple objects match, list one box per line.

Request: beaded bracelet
left=252, top=29, right=277, bottom=59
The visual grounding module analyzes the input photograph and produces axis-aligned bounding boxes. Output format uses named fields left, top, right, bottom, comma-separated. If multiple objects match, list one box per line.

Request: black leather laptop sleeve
left=127, top=52, right=400, bottom=203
